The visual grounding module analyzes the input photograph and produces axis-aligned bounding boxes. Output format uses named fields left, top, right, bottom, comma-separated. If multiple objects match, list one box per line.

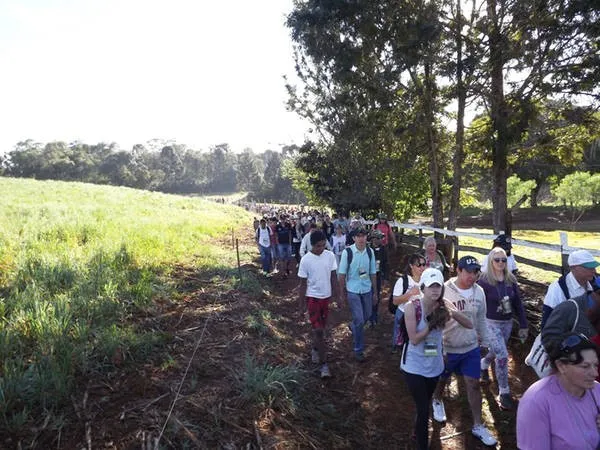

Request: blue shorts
left=277, top=243, right=293, bottom=260
left=441, top=347, right=481, bottom=379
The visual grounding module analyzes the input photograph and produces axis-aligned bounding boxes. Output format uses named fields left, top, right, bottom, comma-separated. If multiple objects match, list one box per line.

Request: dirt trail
left=37, top=238, right=542, bottom=449
left=263, top=244, right=541, bottom=449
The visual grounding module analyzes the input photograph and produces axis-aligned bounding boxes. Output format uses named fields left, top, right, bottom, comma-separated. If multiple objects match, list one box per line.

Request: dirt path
left=40, top=238, right=543, bottom=449
left=259, top=245, right=541, bottom=449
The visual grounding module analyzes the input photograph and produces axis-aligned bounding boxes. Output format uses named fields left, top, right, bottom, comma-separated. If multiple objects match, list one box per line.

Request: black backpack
left=344, top=246, right=373, bottom=266
left=558, top=274, right=570, bottom=299
left=388, top=273, right=410, bottom=314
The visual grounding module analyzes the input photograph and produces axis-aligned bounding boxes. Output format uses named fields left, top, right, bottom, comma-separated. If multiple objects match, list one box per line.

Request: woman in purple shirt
left=517, top=333, right=600, bottom=450
left=477, top=247, right=528, bottom=410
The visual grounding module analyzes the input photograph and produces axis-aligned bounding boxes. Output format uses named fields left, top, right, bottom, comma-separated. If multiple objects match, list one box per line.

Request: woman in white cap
left=401, top=268, right=472, bottom=450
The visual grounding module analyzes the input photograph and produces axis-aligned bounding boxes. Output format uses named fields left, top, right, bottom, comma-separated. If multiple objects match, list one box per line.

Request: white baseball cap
left=567, top=250, right=599, bottom=269
left=421, top=268, right=444, bottom=287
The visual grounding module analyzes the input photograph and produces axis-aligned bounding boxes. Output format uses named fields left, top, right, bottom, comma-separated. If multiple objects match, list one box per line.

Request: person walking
left=338, top=227, right=376, bottom=362
left=368, top=229, right=389, bottom=327
left=478, top=247, right=528, bottom=410
left=431, top=255, right=497, bottom=446
left=391, top=253, right=426, bottom=351
left=401, top=268, right=449, bottom=450
left=542, top=249, right=599, bottom=328
left=255, top=218, right=273, bottom=274
left=298, top=230, right=339, bottom=378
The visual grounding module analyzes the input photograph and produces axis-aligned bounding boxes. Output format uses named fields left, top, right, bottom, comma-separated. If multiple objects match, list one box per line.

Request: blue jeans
left=258, top=245, right=271, bottom=272
left=347, top=291, right=372, bottom=354
left=277, top=243, right=293, bottom=260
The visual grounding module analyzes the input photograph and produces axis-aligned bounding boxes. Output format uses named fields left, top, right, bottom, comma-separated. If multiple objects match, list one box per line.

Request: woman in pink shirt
left=517, top=333, right=600, bottom=449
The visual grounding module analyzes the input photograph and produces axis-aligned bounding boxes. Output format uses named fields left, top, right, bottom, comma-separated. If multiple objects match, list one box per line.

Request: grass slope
left=0, top=177, right=253, bottom=439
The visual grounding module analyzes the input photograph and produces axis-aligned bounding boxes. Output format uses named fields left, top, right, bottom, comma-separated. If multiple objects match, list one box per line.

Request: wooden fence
left=368, top=221, right=599, bottom=276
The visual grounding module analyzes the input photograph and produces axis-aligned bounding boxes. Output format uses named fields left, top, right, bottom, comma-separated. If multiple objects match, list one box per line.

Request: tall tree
left=287, top=0, right=447, bottom=221
left=479, top=0, right=600, bottom=231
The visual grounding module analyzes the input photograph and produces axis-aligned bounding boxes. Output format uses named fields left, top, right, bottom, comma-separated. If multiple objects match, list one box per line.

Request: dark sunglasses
left=414, top=262, right=426, bottom=267
left=560, top=334, right=586, bottom=354
left=465, top=268, right=480, bottom=274
left=493, top=258, right=508, bottom=263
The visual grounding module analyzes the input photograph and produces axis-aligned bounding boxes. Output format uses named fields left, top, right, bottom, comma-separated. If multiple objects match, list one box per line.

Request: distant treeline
left=0, top=140, right=306, bottom=203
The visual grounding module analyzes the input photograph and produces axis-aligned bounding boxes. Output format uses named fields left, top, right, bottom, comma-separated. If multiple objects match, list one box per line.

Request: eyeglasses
left=560, top=334, right=586, bottom=354
left=493, top=258, right=508, bottom=263
left=465, top=268, right=480, bottom=274
left=415, top=262, right=426, bottom=267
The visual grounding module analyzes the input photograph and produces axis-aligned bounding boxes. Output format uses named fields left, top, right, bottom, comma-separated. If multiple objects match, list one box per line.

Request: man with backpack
left=541, top=249, right=599, bottom=329
left=338, top=227, right=376, bottom=362
left=255, top=218, right=273, bottom=274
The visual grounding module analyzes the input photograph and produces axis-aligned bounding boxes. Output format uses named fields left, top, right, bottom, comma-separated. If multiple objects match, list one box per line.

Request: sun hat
left=567, top=250, right=599, bottom=269
left=421, top=268, right=444, bottom=286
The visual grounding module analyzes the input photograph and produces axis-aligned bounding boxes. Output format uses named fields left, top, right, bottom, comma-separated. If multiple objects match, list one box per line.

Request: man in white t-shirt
left=541, top=249, right=599, bottom=328
left=298, top=230, right=339, bottom=378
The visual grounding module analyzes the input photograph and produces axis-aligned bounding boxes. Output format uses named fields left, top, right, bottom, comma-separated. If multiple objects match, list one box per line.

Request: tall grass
left=0, top=177, right=252, bottom=434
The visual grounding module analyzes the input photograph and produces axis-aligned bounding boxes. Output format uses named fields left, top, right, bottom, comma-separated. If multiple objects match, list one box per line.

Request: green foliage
left=553, top=172, right=594, bottom=207
left=589, top=174, right=600, bottom=205
left=235, top=354, right=304, bottom=413
left=286, top=0, right=447, bottom=218
left=553, top=171, right=596, bottom=226
left=245, top=310, right=273, bottom=336
left=3, top=140, right=306, bottom=203
left=0, top=177, right=253, bottom=435
left=507, top=175, right=536, bottom=208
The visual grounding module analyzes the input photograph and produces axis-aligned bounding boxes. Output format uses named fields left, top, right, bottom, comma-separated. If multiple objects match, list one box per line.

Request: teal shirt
left=338, top=244, right=377, bottom=294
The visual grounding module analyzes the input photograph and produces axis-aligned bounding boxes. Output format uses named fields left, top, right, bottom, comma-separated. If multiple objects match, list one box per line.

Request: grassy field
left=0, top=177, right=254, bottom=437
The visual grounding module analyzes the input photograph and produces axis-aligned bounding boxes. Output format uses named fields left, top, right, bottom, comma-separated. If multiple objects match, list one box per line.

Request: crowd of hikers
left=252, top=207, right=600, bottom=450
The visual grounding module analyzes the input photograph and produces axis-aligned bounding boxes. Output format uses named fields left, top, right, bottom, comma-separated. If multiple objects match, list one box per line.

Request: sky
left=0, top=0, right=312, bottom=153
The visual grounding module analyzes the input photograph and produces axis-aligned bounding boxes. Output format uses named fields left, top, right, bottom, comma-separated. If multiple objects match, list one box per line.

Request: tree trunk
left=530, top=181, right=543, bottom=208
left=424, top=62, right=443, bottom=229
left=447, top=0, right=465, bottom=232
left=487, top=0, right=508, bottom=233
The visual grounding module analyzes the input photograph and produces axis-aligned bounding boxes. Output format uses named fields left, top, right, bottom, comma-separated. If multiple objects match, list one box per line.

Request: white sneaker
left=311, top=348, right=319, bottom=364
left=320, top=364, right=331, bottom=378
left=432, top=398, right=446, bottom=423
left=472, top=424, right=497, bottom=446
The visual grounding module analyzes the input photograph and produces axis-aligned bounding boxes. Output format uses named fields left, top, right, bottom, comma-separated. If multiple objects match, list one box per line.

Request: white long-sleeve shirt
left=299, top=232, right=332, bottom=257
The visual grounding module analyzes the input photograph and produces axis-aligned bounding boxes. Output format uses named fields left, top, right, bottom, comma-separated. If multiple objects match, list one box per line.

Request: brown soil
left=11, top=231, right=550, bottom=450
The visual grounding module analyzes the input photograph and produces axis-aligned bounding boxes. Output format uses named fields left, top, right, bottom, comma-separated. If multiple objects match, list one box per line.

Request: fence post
left=231, top=227, right=235, bottom=248
left=235, top=238, right=242, bottom=280
left=560, top=232, right=569, bottom=275
left=452, top=235, right=459, bottom=270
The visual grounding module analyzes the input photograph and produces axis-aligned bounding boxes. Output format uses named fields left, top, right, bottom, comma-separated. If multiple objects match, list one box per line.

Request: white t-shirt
left=331, top=234, right=346, bottom=256
left=392, top=275, right=420, bottom=312
left=481, top=254, right=518, bottom=273
left=298, top=250, right=338, bottom=299
left=257, top=227, right=271, bottom=247
left=543, top=271, right=591, bottom=309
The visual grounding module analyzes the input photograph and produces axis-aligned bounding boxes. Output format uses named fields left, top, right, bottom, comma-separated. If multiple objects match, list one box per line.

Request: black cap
left=493, top=234, right=512, bottom=249
left=458, top=255, right=481, bottom=271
